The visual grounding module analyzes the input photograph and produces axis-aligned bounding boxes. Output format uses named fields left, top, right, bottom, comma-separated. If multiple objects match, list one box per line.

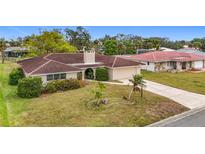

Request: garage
left=193, top=61, right=204, bottom=69
left=108, top=66, right=141, bottom=80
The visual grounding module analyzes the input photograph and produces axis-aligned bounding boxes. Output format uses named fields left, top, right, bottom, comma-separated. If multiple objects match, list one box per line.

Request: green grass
left=142, top=70, right=205, bottom=95
left=0, top=61, right=29, bottom=126
left=0, top=62, right=188, bottom=127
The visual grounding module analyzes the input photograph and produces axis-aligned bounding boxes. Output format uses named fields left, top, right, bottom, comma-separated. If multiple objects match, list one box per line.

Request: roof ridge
left=112, top=56, right=118, bottom=67
left=29, top=60, right=51, bottom=75
left=44, top=56, right=82, bottom=70
left=43, top=53, right=52, bottom=58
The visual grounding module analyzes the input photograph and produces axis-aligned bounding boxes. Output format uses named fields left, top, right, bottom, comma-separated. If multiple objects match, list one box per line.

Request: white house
left=123, top=51, right=205, bottom=72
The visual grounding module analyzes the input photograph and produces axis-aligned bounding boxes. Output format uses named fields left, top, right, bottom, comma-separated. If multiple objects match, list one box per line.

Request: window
left=60, top=73, right=66, bottom=79
left=47, top=73, right=67, bottom=81
left=147, top=62, right=150, bottom=65
left=54, top=74, right=60, bottom=80
left=47, top=75, right=53, bottom=81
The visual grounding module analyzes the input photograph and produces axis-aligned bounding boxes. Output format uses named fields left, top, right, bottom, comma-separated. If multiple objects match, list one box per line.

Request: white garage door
left=194, top=61, right=203, bottom=69
left=110, top=67, right=140, bottom=80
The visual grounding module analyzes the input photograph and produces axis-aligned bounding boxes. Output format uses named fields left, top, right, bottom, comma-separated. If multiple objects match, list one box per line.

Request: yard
left=142, top=70, right=205, bottom=95
left=0, top=61, right=188, bottom=127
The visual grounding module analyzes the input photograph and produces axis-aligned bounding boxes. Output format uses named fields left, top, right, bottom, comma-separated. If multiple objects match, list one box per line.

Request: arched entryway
left=85, top=68, right=94, bottom=79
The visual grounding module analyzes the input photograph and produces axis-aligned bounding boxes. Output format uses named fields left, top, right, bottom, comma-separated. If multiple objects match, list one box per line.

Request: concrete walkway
left=110, top=79, right=205, bottom=109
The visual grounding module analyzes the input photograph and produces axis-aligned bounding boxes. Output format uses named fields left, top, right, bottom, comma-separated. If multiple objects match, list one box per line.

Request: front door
left=182, top=62, right=186, bottom=69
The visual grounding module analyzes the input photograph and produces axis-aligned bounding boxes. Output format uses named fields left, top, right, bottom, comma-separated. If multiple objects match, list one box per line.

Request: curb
left=147, top=105, right=205, bottom=127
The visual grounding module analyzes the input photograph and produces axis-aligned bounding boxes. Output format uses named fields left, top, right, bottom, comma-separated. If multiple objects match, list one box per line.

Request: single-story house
left=123, top=51, right=205, bottom=72
left=176, top=47, right=205, bottom=56
left=136, top=47, right=176, bottom=54
left=18, top=51, right=142, bottom=83
left=4, top=47, right=28, bottom=57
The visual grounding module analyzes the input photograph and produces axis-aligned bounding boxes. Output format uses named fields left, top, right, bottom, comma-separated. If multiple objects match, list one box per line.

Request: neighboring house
left=159, top=47, right=176, bottom=51
left=123, top=51, right=205, bottom=72
left=4, top=47, right=28, bottom=57
left=177, top=47, right=205, bottom=56
left=18, top=51, right=141, bottom=83
left=136, top=49, right=155, bottom=54
left=136, top=47, right=175, bottom=54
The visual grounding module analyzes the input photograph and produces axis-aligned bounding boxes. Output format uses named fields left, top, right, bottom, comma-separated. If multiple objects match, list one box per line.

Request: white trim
left=43, top=53, right=52, bottom=59
left=111, top=56, right=117, bottom=67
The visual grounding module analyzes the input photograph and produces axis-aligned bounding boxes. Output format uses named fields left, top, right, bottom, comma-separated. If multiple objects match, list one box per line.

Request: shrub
left=17, top=77, right=43, bottom=98
left=43, top=79, right=85, bottom=94
left=9, top=67, right=25, bottom=85
left=96, top=67, right=109, bottom=81
left=77, top=72, right=82, bottom=80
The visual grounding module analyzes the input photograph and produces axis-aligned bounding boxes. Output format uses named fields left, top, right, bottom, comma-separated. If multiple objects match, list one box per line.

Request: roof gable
left=31, top=61, right=81, bottom=75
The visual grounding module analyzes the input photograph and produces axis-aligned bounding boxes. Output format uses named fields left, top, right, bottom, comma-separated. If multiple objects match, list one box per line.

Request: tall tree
left=23, top=30, right=77, bottom=56
left=192, top=41, right=202, bottom=49
left=9, top=37, right=23, bottom=47
left=0, top=38, right=6, bottom=63
left=103, top=39, right=118, bottom=55
left=64, top=26, right=91, bottom=50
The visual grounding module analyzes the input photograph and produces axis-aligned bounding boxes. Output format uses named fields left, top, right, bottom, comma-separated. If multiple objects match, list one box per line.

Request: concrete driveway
left=119, top=79, right=205, bottom=109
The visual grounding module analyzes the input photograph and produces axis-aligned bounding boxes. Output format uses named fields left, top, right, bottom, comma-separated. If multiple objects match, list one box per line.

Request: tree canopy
left=23, top=30, right=77, bottom=56
left=2, top=27, right=205, bottom=57
left=64, top=26, right=91, bottom=50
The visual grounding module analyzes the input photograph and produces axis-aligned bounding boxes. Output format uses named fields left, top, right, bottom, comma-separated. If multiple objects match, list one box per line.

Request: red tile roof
left=18, top=53, right=141, bottom=75
left=18, top=57, right=49, bottom=74
left=30, top=61, right=81, bottom=75
left=126, top=51, right=205, bottom=62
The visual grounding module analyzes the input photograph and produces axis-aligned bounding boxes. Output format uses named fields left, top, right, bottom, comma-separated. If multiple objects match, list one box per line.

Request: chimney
left=84, top=49, right=95, bottom=64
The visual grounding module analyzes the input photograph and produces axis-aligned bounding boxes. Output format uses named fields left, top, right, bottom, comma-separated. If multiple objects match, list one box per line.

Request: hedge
left=17, top=77, right=43, bottom=98
left=43, top=79, right=86, bottom=94
left=9, top=67, right=25, bottom=85
left=96, top=67, right=109, bottom=81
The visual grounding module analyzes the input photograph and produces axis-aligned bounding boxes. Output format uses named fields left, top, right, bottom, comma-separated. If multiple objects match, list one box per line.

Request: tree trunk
left=140, top=86, right=143, bottom=98
left=128, top=88, right=134, bottom=100
left=1, top=51, right=5, bottom=64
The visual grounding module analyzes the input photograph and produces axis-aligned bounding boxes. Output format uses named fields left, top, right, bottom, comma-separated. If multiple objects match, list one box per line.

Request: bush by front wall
left=9, top=67, right=25, bottom=85
left=96, top=67, right=109, bottom=81
left=43, top=79, right=86, bottom=94
left=17, top=77, right=43, bottom=98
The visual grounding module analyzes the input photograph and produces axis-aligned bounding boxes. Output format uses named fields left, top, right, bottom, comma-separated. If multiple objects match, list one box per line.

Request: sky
left=0, top=26, right=205, bottom=41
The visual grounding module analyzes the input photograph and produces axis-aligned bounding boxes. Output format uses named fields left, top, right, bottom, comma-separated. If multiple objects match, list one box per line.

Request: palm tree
left=128, top=74, right=146, bottom=100
left=0, top=38, right=6, bottom=64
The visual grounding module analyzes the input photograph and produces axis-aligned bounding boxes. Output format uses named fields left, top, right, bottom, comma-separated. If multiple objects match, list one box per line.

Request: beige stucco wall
left=83, top=51, right=95, bottom=64
left=141, top=62, right=155, bottom=71
left=108, top=66, right=140, bottom=80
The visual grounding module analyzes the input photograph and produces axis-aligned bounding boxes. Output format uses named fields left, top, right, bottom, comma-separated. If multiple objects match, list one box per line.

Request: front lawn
left=0, top=62, right=188, bottom=127
left=142, top=70, right=205, bottom=95
left=0, top=61, right=29, bottom=126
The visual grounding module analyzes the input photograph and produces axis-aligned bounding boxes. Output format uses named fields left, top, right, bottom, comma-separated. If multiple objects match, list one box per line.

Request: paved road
left=148, top=106, right=205, bottom=127
left=119, top=79, right=205, bottom=109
